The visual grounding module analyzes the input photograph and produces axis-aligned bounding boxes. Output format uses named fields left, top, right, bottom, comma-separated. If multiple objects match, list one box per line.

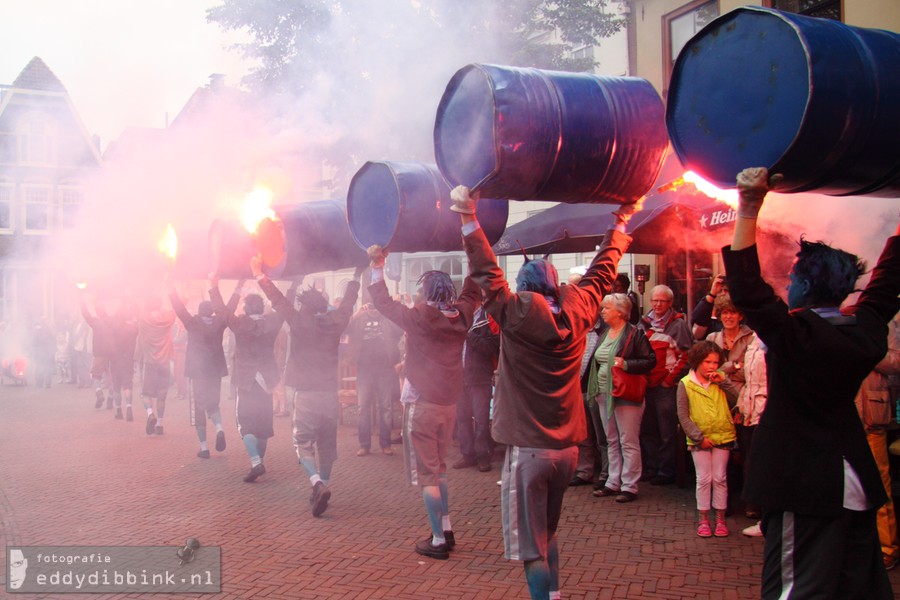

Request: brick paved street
left=2, top=383, right=899, bottom=599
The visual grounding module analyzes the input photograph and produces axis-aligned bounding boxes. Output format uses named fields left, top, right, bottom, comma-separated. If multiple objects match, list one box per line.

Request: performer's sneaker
left=310, top=482, right=331, bottom=517
left=125, top=407, right=133, bottom=422
left=243, top=464, right=266, bottom=482
left=741, top=522, right=763, bottom=537
left=197, top=450, right=210, bottom=459
left=414, top=537, right=449, bottom=560
left=145, top=414, right=157, bottom=435
left=215, top=431, right=226, bottom=452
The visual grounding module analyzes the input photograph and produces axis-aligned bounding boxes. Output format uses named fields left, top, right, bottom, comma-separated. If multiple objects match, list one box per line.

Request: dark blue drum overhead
left=346, top=161, right=509, bottom=253
left=667, top=7, right=900, bottom=196
left=256, top=200, right=369, bottom=279
left=209, top=201, right=368, bottom=280
left=434, top=63, right=668, bottom=204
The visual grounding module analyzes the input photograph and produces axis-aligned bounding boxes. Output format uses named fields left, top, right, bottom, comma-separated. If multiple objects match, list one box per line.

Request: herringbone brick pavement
left=2, top=383, right=899, bottom=599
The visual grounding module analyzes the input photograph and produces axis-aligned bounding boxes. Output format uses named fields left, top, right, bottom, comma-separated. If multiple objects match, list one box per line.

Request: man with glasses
left=638, top=285, right=692, bottom=486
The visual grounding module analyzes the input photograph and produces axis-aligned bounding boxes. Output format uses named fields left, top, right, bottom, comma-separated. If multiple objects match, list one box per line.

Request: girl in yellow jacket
left=676, top=340, right=739, bottom=538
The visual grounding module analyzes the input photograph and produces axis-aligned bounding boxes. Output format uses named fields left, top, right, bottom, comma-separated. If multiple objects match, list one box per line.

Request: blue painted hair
left=418, top=271, right=456, bottom=308
left=793, top=237, right=866, bottom=306
left=516, top=259, right=559, bottom=299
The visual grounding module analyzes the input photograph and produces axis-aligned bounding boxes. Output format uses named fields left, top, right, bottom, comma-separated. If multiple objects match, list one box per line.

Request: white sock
left=549, top=592, right=561, bottom=600
left=250, top=456, right=262, bottom=467
left=157, top=417, right=164, bottom=427
left=442, top=515, right=452, bottom=532
left=146, top=408, right=153, bottom=416
left=432, top=533, right=446, bottom=545
left=309, top=474, right=322, bottom=486
left=200, top=441, right=208, bottom=451
left=215, top=424, right=223, bottom=432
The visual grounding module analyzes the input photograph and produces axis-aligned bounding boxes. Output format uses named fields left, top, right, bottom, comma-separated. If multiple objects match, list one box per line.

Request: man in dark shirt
left=346, top=304, right=402, bottom=457
left=451, top=184, right=636, bottom=600
left=367, top=250, right=480, bottom=561
left=254, top=260, right=362, bottom=517
left=724, top=167, right=899, bottom=599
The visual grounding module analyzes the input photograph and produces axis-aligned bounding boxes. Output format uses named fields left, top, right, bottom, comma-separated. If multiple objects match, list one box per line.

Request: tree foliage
left=208, top=0, right=625, bottom=93
left=205, top=0, right=626, bottom=184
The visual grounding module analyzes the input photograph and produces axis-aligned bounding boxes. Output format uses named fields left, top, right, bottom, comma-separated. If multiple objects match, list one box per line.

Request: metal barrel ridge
left=346, top=161, right=509, bottom=253
left=208, top=201, right=369, bottom=280
left=666, top=6, right=900, bottom=196
left=433, top=63, right=668, bottom=204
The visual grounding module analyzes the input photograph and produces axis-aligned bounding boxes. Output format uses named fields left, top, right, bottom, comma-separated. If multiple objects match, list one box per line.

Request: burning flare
left=75, top=282, right=87, bottom=290
left=657, top=171, right=739, bottom=209
left=241, top=186, right=277, bottom=234
left=157, top=223, right=178, bottom=259
left=683, top=171, right=739, bottom=208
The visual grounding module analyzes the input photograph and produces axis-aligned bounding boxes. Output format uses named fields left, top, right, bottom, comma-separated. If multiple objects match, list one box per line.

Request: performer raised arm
left=366, top=243, right=480, bottom=561
left=453, top=184, right=638, bottom=600
left=724, top=167, right=899, bottom=600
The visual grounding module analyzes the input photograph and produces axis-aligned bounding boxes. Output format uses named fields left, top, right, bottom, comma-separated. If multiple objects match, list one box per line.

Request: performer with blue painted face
left=724, top=167, right=900, bottom=600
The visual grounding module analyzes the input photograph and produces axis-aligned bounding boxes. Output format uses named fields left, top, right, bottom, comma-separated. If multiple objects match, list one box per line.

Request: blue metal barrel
left=209, top=201, right=369, bottom=280
left=667, top=6, right=900, bottom=196
left=256, top=200, right=369, bottom=279
left=434, top=63, right=668, bottom=204
left=346, top=161, right=508, bottom=252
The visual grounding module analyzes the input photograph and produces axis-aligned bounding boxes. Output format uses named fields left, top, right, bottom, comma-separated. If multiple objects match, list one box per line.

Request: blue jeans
left=640, top=385, right=678, bottom=480
left=356, top=367, right=395, bottom=450
left=457, top=383, right=494, bottom=461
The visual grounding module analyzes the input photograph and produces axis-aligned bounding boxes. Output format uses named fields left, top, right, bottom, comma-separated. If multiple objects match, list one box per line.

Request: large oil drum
left=433, top=63, right=668, bottom=204
left=209, top=200, right=368, bottom=280
left=255, top=200, right=368, bottom=279
left=346, top=161, right=508, bottom=253
left=667, top=6, right=900, bottom=196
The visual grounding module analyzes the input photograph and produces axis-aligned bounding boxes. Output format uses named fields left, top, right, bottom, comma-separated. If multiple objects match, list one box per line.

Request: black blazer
left=169, top=291, right=230, bottom=380
left=723, top=236, right=900, bottom=516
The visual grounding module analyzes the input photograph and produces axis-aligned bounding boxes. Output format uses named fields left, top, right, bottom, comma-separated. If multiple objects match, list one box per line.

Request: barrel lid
left=347, top=162, right=403, bottom=249
left=434, top=64, right=499, bottom=190
left=666, top=7, right=811, bottom=188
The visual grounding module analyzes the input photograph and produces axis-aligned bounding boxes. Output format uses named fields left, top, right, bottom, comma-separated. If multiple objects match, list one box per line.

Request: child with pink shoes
left=676, top=340, right=739, bottom=538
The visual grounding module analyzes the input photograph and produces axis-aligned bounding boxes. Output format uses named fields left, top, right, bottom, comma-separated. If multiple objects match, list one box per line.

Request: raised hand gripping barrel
left=346, top=161, right=508, bottom=253
left=666, top=6, right=900, bottom=196
left=434, top=63, right=668, bottom=204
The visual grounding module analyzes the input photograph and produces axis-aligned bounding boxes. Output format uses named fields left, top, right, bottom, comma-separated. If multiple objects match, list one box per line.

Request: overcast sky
left=0, top=1, right=253, bottom=148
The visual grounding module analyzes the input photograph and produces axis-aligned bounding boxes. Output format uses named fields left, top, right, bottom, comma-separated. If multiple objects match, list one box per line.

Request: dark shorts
left=408, top=401, right=456, bottom=488
left=237, top=382, right=274, bottom=438
left=192, top=376, right=222, bottom=423
left=292, top=390, right=338, bottom=465
left=110, top=357, right=134, bottom=391
left=141, top=363, right=170, bottom=399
